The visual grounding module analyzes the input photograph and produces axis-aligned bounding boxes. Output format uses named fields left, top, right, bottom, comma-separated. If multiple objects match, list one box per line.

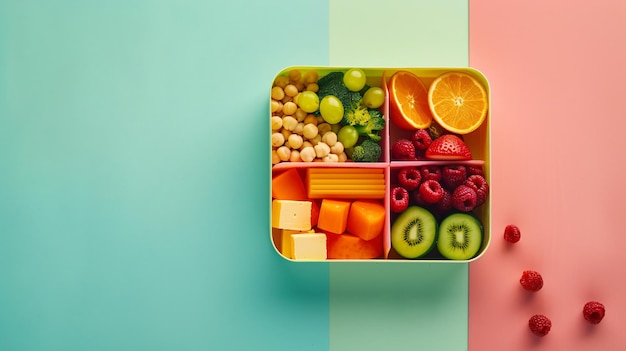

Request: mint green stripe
left=329, top=0, right=469, bottom=350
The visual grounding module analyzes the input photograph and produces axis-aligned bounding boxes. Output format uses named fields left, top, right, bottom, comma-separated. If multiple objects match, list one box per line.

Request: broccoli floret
left=317, top=71, right=363, bottom=116
left=353, top=109, right=385, bottom=141
left=350, top=139, right=382, bottom=162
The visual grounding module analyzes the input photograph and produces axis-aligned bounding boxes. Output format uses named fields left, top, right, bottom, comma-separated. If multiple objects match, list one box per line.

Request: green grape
left=343, top=68, right=366, bottom=92
left=297, top=91, right=320, bottom=113
left=320, top=96, right=344, bottom=124
left=362, top=87, right=385, bottom=109
left=337, top=125, right=359, bottom=149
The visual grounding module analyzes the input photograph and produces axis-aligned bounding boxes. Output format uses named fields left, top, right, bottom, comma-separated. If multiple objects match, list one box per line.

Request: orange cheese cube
left=347, top=200, right=385, bottom=241
left=326, top=232, right=383, bottom=259
left=317, top=199, right=351, bottom=234
left=272, top=168, right=307, bottom=200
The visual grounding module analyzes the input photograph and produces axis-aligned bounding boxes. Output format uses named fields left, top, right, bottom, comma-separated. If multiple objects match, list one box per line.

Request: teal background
left=0, top=1, right=330, bottom=350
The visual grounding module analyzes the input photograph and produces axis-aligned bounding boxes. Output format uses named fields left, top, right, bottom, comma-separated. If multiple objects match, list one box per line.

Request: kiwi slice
left=391, top=206, right=437, bottom=259
left=437, top=213, right=483, bottom=260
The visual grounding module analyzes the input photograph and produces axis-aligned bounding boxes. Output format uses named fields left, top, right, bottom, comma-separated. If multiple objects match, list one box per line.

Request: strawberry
left=391, top=139, right=416, bottom=160
left=425, top=135, right=472, bottom=160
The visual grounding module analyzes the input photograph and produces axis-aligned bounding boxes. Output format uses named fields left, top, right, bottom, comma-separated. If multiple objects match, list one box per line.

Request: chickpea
left=271, top=116, right=283, bottom=130
left=302, top=123, right=318, bottom=140
left=300, top=146, right=316, bottom=162
left=305, top=83, right=319, bottom=92
left=282, top=101, right=297, bottom=116
left=338, top=151, right=348, bottom=162
left=300, top=141, right=313, bottom=150
left=317, top=123, right=331, bottom=135
left=289, top=150, right=301, bottom=162
left=321, top=131, right=337, bottom=147
left=309, top=134, right=321, bottom=146
left=330, top=141, right=344, bottom=154
left=271, top=149, right=281, bottom=164
left=274, top=76, right=289, bottom=88
left=288, top=134, right=303, bottom=149
left=271, top=132, right=285, bottom=147
left=280, top=129, right=292, bottom=140
left=295, top=108, right=307, bottom=122
left=282, top=116, right=298, bottom=131
left=284, top=84, right=298, bottom=97
left=323, top=153, right=339, bottom=162
left=314, top=142, right=331, bottom=158
left=276, top=146, right=291, bottom=162
left=271, top=99, right=281, bottom=113
left=303, top=114, right=318, bottom=125
left=271, top=86, right=285, bottom=101
left=288, top=69, right=301, bottom=83
left=303, top=70, right=318, bottom=84
left=293, top=122, right=305, bottom=135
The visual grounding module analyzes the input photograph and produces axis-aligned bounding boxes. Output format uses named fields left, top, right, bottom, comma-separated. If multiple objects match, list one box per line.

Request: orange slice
left=388, top=71, right=433, bottom=130
left=428, top=72, right=488, bottom=135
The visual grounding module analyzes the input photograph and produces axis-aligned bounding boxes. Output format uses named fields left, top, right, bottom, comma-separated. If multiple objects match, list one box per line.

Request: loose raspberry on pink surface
left=419, top=165, right=442, bottom=182
left=390, top=186, right=409, bottom=213
left=391, top=139, right=416, bottom=160
left=464, top=174, right=489, bottom=206
left=504, top=224, right=521, bottom=243
left=418, top=179, right=444, bottom=204
left=583, top=301, right=605, bottom=324
left=411, top=129, right=432, bottom=150
left=520, top=270, right=543, bottom=291
left=397, top=167, right=421, bottom=191
left=441, top=165, right=467, bottom=190
left=451, top=184, right=477, bottom=212
left=529, top=314, right=551, bottom=337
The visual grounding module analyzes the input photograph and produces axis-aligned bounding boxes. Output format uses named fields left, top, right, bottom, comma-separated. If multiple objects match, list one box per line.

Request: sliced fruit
left=437, top=213, right=483, bottom=260
left=425, top=134, right=472, bottom=160
left=428, top=71, right=488, bottom=135
left=391, top=206, right=437, bottom=259
left=388, top=71, right=433, bottom=130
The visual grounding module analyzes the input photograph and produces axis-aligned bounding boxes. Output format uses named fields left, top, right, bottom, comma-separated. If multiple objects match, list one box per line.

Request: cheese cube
left=272, top=228, right=314, bottom=259
left=291, top=233, right=327, bottom=260
left=272, top=199, right=312, bottom=231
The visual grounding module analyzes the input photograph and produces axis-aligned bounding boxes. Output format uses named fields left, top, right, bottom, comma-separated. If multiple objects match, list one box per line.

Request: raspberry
left=451, top=185, right=477, bottom=212
left=520, top=270, right=543, bottom=291
left=390, top=186, right=409, bottom=213
left=418, top=180, right=444, bottom=204
left=504, top=224, right=521, bottom=243
left=411, top=129, right=432, bottom=150
left=467, top=165, right=484, bottom=177
left=434, top=188, right=452, bottom=214
left=528, top=314, right=551, bottom=337
left=397, top=167, right=421, bottom=191
left=391, top=139, right=416, bottom=160
left=464, top=175, right=489, bottom=206
left=583, top=301, right=605, bottom=324
left=420, top=165, right=442, bottom=182
left=441, top=165, right=467, bottom=190
left=411, top=188, right=430, bottom=207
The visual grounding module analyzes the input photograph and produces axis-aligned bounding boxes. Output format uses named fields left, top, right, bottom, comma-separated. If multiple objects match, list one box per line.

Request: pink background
left=469, top=0, right=626, bottom=349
